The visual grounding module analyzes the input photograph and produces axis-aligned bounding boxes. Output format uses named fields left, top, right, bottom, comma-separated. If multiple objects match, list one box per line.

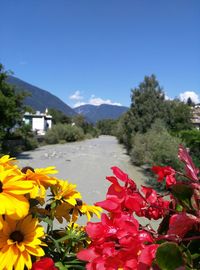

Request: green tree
left=117, top=75, right=193, bottom=151
left=130, top=74, right=166, bottom=133
left=186, top=97, right=195, bottom=107
left=96, top=119, right=118, bottom=135
left=48, top=108, right=71, bottom=125
left=0, top=64, right=26, bottom=143
left=117, top=75, right=166, bottom=150
left=165, top=99, right=193, bottom=132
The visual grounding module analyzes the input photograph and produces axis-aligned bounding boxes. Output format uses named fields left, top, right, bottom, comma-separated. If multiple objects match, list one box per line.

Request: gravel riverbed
left=17, top=135, right=159, bottom=228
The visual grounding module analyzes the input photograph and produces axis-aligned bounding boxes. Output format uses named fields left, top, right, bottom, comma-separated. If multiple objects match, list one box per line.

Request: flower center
left=10, top=230, right=24, bottom=243
left=21, top=166, right=35, bottom=174
left=0, top=181, right=3, bottom=193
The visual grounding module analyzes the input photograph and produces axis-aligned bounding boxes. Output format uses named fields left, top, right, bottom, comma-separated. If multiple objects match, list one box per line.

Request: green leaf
left=175, top=204, right=183, bottom=212
left=51, top=200, right=58, bottom=209
left=171, top=183, right=193, bottom=208
left=55, top=262, right=66, bottom=270
left=156, top=242, right=184, bottom=270
left=43, top=216, right=53, bottom=227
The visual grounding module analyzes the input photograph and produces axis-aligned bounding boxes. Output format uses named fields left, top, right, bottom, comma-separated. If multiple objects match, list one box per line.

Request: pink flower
left=178, top=145, right=199, bottom=181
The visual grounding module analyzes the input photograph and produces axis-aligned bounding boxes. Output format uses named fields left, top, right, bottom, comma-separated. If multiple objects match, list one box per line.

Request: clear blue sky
left=1, top=0, right=199, bottom=107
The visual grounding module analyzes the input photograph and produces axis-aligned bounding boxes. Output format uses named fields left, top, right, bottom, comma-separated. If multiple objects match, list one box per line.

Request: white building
left=23, top=109, right=52, bottom=135
left=191, top=104, right=200, bottom=130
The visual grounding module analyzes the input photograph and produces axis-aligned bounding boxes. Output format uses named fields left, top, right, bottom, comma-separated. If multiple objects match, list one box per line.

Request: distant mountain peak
left=74, top=103, right=128, bottom=123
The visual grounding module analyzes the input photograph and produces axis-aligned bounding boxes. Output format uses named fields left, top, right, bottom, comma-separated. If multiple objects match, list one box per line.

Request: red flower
left=32, top=258, right=57, bottom=270
left=168, top=213, right=199, bottom=238
left=138, top=244, right=159, bottom=270
left=96, top=167, right=137, bottom=214
left=77, top=212, right=156, bottom=269
left=111, top=166, right=137, bottom=189
left=152, top=166, right=176, bottom=187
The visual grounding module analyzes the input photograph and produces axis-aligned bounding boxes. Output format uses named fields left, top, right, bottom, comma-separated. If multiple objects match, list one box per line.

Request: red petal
left=178, top=145, right=199, bottom=181
left=168, top=213, right=199, bottom=238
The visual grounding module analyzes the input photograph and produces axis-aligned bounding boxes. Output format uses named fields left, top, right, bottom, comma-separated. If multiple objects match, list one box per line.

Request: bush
left=178, top=129, right=200, bottom=167
left=130, top=119, right=182, bottom=170
left=45, top=124, right=84, bottom=144
left=64, top=124, right=84, bottom=142
left=96, top=119, right=118, bottom=135
left=1, top=124, right=38, bottom=155
left=24, top=137, right=38, bottom=150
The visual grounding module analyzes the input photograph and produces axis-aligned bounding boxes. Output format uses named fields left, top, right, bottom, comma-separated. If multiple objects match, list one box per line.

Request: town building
left=191, top=104, right=200, bottom=130
left=23, top=109, right=52, bottom=135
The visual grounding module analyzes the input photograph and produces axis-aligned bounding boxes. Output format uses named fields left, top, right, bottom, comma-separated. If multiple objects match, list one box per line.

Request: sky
left=0, top=0, right=200, bottom=107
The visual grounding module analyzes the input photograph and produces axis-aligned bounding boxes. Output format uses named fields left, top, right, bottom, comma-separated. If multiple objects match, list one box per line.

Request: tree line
left=1, top=63, right=199, bottom=168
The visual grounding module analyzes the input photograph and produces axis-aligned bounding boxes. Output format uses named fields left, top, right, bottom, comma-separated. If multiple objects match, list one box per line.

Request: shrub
left=45, top=124, right=84, bottom=144
left=130, top=119, right=182, bottom=170
left=179, top=129, right=200, bottom=167
left=64, top=124, right=84, bottom=142
left=96, top=119, right=118, bottom=135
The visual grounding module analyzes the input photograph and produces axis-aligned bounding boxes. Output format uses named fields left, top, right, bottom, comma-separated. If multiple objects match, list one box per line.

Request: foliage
left=179, top=129, right=200, bottom=167
left=96, top=119, right=118, bottom=135
left=77, top=146, right=200, bottom=270
left=117, top=75, right=193, bottom=151
left=0, top=155, right=102, bottom=270
left=71, top=114, right=98, bottom=138
left=130, top=74, right=166, bottom=133
left=187, top=97, right=195, bottom=107
left=164, top=99, right=193, bottom=132
left=0, top=64, right=26, bottom=147
left=1, top=122, right=38, bottom=156
left=131, top=120, right=182, bottom=170
left=48, top=108, right=72, bottom=125
left=116, top=111, right=135, bottom=150
left=45, top=124, right=84, bottom=144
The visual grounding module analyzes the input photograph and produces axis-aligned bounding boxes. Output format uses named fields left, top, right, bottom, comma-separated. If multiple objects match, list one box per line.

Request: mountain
left=6, top=76, right=76, bottom=116
left=74, top=104, right=129, bottom=123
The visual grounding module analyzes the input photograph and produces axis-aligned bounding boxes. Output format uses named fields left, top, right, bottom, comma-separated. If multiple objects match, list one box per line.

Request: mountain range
left=7, top=76, right=76, bottom=116
left=7, top=75, right=129, bottom=123
left=74, top=104, right=128, bottom=123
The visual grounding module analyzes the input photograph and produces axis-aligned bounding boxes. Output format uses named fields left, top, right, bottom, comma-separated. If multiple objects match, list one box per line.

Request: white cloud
left=69, top=90, right=83, bottom=100
left=89, top=95, right=122, bottom=106
left=72, top=93, right=122, bottom=107
left=179, top=91, right=199, bottom=104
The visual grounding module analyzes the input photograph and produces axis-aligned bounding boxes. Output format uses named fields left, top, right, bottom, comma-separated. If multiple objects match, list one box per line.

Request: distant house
left=191, top=104, right=200, bottom=130
left=23, top=109, right=52, bottom=135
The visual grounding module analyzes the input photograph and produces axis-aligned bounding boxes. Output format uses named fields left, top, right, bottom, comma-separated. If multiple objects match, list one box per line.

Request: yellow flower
left=52, top=179, right=81, bottom=206
left=21, top=166, right=58, bottom=199
left=80, top=203, right=102, bottom=221
left=0, top=155, right=21, bottom=175
left=0, top=166, right=33, bottom=219
left=0, top=216, right=3, bottom=230
left=0, top=155, right=16, bottom=169
left=54, top=200, right=102, bottom=223
left=0, top=215, right=45, bottom=270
